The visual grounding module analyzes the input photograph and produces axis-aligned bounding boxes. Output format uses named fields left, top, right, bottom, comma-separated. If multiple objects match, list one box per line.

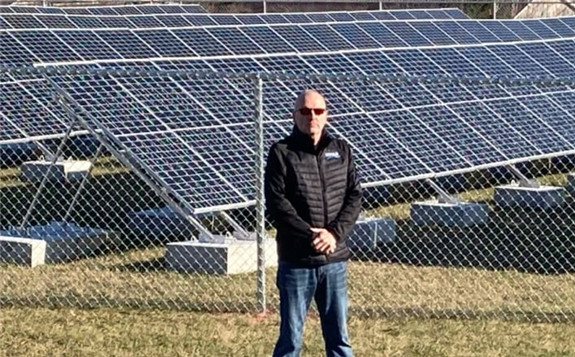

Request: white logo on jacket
left=325, top=151, right=341, bottom=160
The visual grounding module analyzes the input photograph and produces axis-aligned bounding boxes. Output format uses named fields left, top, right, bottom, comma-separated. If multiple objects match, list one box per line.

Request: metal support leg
left=425, top=178, right=460, bottom=204
left=507, top=164, right=540, bottom=188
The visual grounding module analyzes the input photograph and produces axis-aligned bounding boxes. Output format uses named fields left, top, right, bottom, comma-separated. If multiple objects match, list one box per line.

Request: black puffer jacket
left=264, top=126, right=362, bottom=266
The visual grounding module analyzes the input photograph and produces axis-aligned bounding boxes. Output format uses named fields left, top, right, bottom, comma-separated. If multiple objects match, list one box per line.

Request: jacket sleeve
left=264, top=144, right=314, bottom=242
left=327, top=144, right=362, bottom=242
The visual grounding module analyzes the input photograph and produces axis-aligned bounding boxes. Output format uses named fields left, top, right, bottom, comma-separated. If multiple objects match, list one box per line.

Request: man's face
left=293, top=92, right=328, bottom=139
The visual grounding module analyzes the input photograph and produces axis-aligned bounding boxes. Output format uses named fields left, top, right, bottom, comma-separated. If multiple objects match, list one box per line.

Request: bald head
left=293, top=89, right=328, bottom=146
left=293, top=89, right=325, bottom=112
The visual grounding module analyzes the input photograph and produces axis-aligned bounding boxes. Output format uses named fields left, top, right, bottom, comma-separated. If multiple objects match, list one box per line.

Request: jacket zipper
left=316, top=150, right=330, bottom=261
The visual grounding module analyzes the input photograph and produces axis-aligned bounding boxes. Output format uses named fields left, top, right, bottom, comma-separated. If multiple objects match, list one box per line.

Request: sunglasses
left=296, top=107, right=326, bottom=116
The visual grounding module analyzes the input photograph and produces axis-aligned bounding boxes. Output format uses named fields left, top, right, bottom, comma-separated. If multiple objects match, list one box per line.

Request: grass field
left=3, top=306, right=575, bottom=356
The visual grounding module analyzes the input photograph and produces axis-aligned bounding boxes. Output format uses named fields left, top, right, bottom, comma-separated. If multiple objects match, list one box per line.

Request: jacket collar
left=289, top=125, right=332, bottom=153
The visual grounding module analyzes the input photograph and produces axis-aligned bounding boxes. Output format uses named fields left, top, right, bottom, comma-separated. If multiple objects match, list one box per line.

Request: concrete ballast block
left=126, top=206, right=195, bottom=240
left=494, top=184, right=565, bottom=209
left=411, top=201, right=489, bottom=227
left=20, top=160, right=92, bottom=183
left=0, top=222, right=116, bottom=266
left=165, top=239, right=278, bottom=275
left=565, top=173, right=575, bottom=196
left=0, top=236, right=46, bottom=267
left=348, top=217, right=396, bottom=250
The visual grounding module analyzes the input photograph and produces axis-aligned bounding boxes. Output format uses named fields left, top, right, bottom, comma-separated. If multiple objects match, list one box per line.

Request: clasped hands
left=310, top=228, right=336, bottom=255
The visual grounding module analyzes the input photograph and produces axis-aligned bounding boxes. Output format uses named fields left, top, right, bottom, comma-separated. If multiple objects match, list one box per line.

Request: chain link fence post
left=253, top=74, right=267, bottom=314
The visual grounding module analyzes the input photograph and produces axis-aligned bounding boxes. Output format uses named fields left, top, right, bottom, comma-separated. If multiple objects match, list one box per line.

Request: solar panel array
left=0, top=8, right=470, bottom=29
left=46, top=37, right=575, bottom=211
left=2, top=17, right=575, bottom=67
left=2, top=5, right=575, bottom=212
left=0, top=4, right=207, bottom=15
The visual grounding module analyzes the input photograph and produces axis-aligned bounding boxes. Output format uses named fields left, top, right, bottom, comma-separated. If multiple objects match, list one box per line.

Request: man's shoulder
left=268, top=137, right=291, bottom=156
left=329, top=137, right=352, bottom=151
left=271, top=136, right=290, bottom=148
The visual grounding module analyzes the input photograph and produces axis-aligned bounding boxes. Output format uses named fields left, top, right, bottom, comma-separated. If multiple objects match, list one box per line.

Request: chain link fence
left=2, top=64, right=575, bottom=321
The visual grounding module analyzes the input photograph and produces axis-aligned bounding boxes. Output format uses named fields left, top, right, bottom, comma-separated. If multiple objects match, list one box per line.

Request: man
left=264, top=89, right=362, bottom=357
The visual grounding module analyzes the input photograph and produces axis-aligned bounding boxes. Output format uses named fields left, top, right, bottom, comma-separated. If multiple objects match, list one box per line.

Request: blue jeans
left=273, top=261, right=352, bottom=357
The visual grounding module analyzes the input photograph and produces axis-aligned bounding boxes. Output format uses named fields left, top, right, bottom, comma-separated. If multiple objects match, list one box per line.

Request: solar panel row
left=0, top=4, right=207, bottom=15
left=2, top=17, right=575, bottom=67
left=0, top=8, right=469, bottom=29
left=40, top=37, right=575, bottom=211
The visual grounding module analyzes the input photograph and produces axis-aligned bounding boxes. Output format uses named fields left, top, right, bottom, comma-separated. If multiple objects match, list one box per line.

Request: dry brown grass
left=3, top=306, right=575, bottom=357
left=3, top=245, right=575, bottom=319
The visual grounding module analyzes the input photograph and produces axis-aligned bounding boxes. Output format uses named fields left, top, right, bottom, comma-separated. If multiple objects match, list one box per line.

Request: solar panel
left=2, top=14, right=46, bottom=28
left=433, top=21, right=481, bottom=44
left=1, top=20, right=573, bottom=105
left=1, top=76, right=71, bottom=141
left=541, top=17, right=575, bottom=37
left=208, top=27, right=267, bottom=55
left=329, top=23, right=381, bottom=49
left=94, top=30, right=160, bottom=58
left=36, top=6, right=66, bottom=15
left=6, top=6, right=38, bottom=14
left=302, top=24, right=356, bottom=50
left=14, top=31, right=83, bottom=63
left=34, top=14, right=75, bottom=28
left=124, top=15, right=164, bottom=28
left=239, top=26, right=297, bottom=53
left=0, top=32, right=37, bottom=65
left=64, top=15, right=106, bottom=28
left=97, top=16, right=133, bottom=28
left=55, top=30, right=120, bottom=60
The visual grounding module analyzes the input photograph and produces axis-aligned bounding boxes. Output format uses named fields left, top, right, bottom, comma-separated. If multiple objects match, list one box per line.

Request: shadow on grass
left=116, top=257, right=168, bottom=273
left=354, top=202, right=575, bottom=275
